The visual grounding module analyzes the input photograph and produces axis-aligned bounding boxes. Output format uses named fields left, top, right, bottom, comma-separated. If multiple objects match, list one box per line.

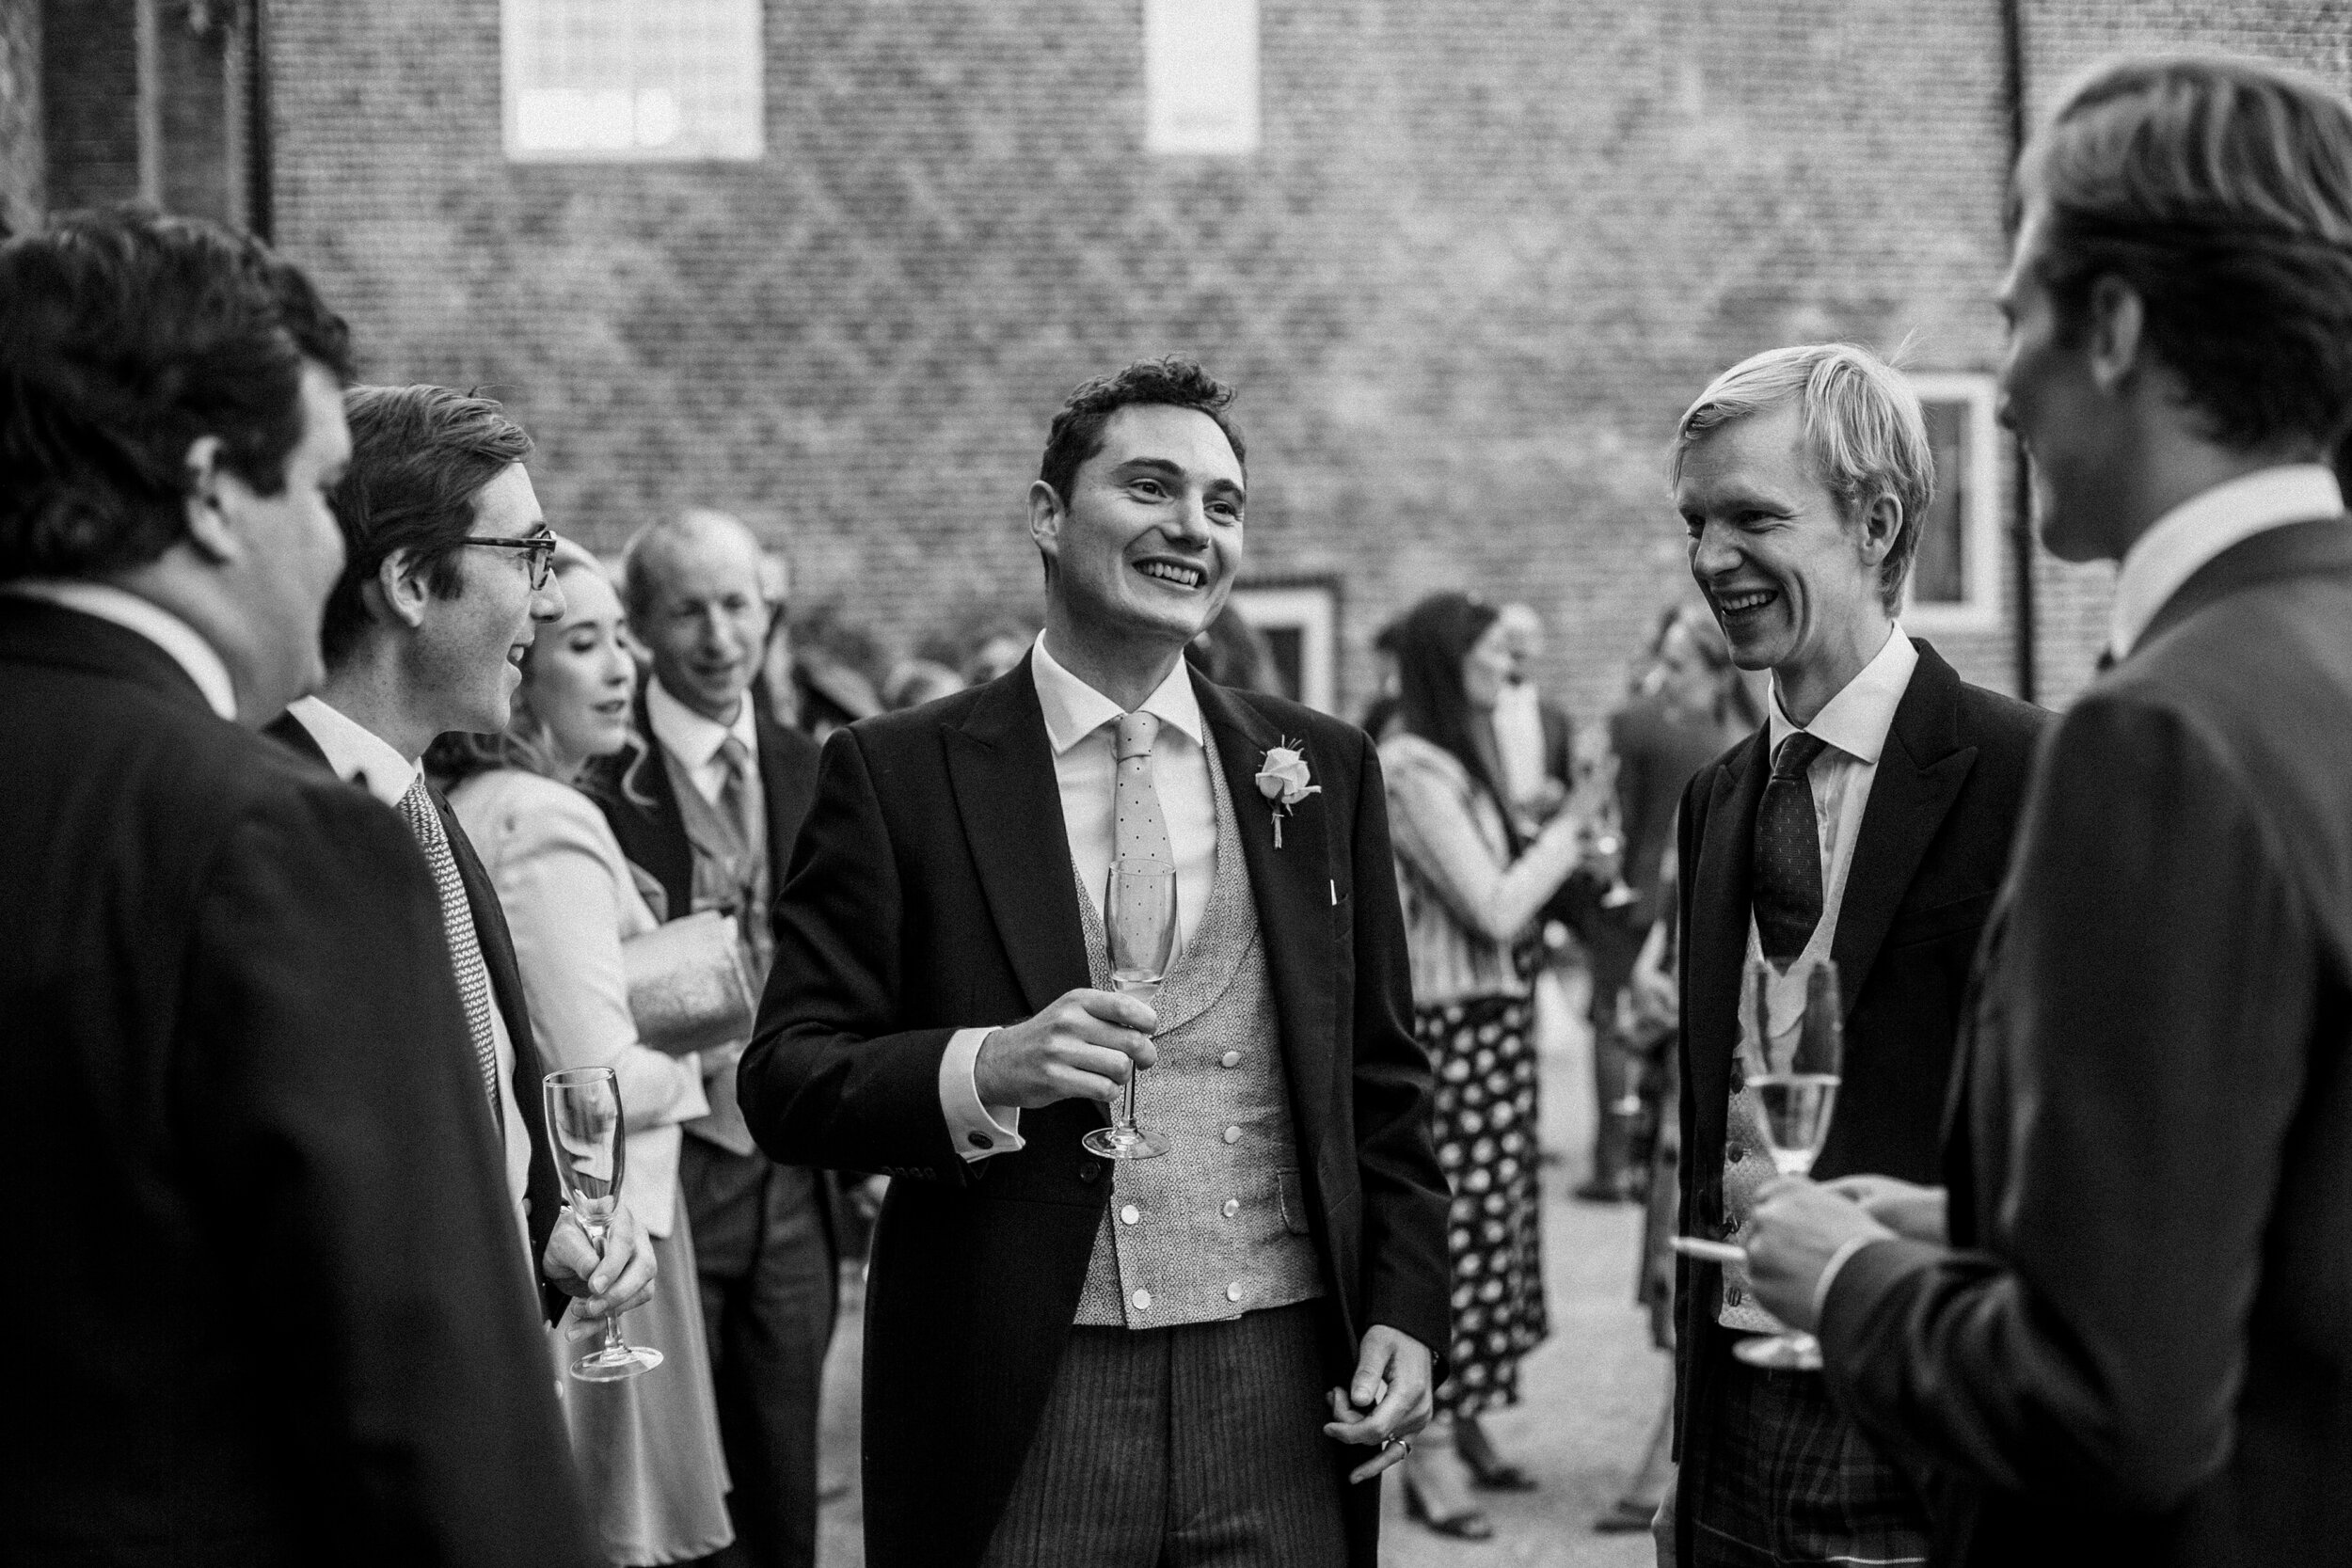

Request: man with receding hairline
left=598, top=506, right=836, bottom=1568
left=1747, top=53, right=2352, bottom=1568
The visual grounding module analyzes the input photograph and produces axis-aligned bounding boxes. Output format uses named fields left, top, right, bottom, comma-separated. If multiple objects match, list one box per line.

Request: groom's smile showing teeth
left=1136, top=559, right=1208, bottom=590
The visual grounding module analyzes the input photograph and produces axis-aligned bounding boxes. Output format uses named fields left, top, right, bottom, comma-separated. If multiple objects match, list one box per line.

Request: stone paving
left=814, top=974, right=1666, bottom=1567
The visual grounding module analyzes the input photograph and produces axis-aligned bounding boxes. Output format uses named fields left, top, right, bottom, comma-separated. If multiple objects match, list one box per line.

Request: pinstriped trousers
left=979, top=1301, right=1350, bottom=1568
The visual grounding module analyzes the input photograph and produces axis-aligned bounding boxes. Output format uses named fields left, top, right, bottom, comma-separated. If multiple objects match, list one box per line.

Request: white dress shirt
left=939, top=634, right=1220, bottom=1162
left=6, top=579, right=238, bottom=721
left=646, top=674, right=762, bottom=807
left=284, top=696, right=537, bottom=1262
left=2108, top=464, right=2344, bottom=661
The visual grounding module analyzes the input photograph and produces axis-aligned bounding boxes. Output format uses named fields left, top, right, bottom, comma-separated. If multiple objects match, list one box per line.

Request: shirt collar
left=2111, top=464, right=2344, bottom=659
left=6, top=579, right=239, bottom=722
left=286, top=695, right=416, bottom=806
left=1768, top=625, right=1917, bottom=768
left=1030, top=630, right=1205, bottom=757
left=646, top=674, right=759, bottom=770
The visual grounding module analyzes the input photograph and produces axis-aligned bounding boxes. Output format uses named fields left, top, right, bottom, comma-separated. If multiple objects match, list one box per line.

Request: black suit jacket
left=1670, top=640, right=2048, bottom=1496
left=266, top=712, right=569, bottom=1324
left=737, top=656, right=1452, bottom=1568
left=2, top=599, right=594, bottom=1568
left=1821, top=518, right=2352, bottom=1567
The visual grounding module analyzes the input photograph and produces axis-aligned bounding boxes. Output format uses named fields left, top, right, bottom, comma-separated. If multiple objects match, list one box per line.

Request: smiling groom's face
left=1031, top=403, right=1246, bottom=653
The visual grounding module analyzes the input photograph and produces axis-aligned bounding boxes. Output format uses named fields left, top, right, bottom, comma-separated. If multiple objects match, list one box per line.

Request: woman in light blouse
left=1379, top=591, right=1612, bottom=1540
left=435, top=542, right=731, bottom=1566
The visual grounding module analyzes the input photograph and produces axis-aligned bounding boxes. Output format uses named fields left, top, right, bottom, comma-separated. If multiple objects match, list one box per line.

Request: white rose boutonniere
left=1253, top=740, right=1321, bottom=847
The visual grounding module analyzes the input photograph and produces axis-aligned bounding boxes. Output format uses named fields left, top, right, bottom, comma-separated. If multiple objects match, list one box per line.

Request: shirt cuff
left=1811, top=1234, right=1885, bottom=1331
left=940, top=1027, right=1024, bottom=1163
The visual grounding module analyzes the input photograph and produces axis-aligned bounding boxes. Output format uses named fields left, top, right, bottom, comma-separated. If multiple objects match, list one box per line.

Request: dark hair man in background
left=272, top=384, right=657, bottom=1333
left=1749, top=54, right=2352, bottom=1568
left=601, top=507, right=837, bottom=1568
left=739, top=357, right=1451, bottom=1568
left=0, top=211, right=598, bottom=1565
left=1660, top=341, right=2048, bottom=1568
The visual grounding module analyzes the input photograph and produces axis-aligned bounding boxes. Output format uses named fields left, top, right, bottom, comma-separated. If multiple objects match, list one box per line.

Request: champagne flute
left=1730, top=955, right=1843, bottom=1371
left=543, top=1066, right=665, bottom=1382
left=1080, top=859, right=1175, bottom=1161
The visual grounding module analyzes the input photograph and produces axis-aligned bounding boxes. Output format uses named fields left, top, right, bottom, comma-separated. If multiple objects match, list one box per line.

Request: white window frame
left=1144, top=0, right=1261, bottom=156
left=1227, top=580, right=1338, bottom=714
left=1902, top=372, right=2003, bottom=635
left=501, top=0, right=763, bottom=164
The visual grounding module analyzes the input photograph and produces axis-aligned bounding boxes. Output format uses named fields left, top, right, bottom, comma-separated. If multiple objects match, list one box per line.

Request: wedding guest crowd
left=8, top=43, right=2352, bottom=1568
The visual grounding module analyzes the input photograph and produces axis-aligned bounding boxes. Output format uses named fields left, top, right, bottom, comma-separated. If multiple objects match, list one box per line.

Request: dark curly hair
left=1037, top=356, right=1246, bottom=514
left=320, top=385, right=533, bottom=668
left=2021, top=55, right=2352, bottom=457
left=0, top=206, right=353, bottom=582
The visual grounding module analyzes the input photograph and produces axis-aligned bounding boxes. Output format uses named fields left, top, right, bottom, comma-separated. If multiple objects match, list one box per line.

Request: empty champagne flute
left=1081, top=859, right=1176, bottom=1161
left=1730, top=955, right=1844, bottom=1370
left=543, top=1066, right=665, bottom=1382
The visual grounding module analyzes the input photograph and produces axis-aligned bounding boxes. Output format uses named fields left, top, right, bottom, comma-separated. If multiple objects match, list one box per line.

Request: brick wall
left=258, top=1, right=2342, bottom=725
left=0, top=0, right=40, bottom=232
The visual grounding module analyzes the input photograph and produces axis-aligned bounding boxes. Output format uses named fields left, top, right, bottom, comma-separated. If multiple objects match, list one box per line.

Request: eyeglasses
left=460, top=533, right=559, bottom=591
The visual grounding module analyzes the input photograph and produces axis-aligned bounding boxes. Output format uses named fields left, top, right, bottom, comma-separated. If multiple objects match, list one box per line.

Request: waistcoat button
left=1132, top=1289, right=1152, bottom=1311
left=1220, top=1198, right=1240, bottom=1218
left=1223, top=1125, right=1242, bottom=1145
left=1220, top=1050, right=1242, bottom=1068
left=1078, top=1161, right=1102, bottom=1182
left=1226, top=1281, right=1244, bottom=1303
left=1120, top=1203, right=1140, bottom=1226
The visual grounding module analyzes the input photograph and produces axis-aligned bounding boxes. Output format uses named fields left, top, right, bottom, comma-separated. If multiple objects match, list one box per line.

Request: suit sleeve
left=1344, top=727, right=1456, bottom=1364
left=739, top=725, right=966, bottom=1180
left=180, top=788, right=596, bottom=1568
left=1820, top=692, right=2316, bottom=1513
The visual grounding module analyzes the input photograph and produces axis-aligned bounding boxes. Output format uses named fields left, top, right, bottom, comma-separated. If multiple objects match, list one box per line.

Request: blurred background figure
left=1184, top=600, right=1288, bottom=695
left=1489, top=602, right=1573, bottom=824
left=1378, top=591, right=1616, bottom=1541
left=786, top=600, right=887, bottom=740
left=755, top=551, right=798, bottom=733
left=433, top=541, right=736, bottom=1566
left=952, top=611, right=1037, bottom=688
left=1359, top=617, right=1406, bottom=740
left=881, top=657, right=965, bottom=710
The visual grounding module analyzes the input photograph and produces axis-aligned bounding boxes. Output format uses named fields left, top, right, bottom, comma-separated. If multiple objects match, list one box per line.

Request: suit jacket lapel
left=623, top=680, right=697, bottom=922
left=946, top=657, right=1093, bottom=1018
left=1685, top=733, right=1768, bottom=1123
left=2133, top=515, right=2352, bottom=657
left=1194, top=681, right=1340, bottom=1171
left=1827, top=640, right=1976, bottom=1011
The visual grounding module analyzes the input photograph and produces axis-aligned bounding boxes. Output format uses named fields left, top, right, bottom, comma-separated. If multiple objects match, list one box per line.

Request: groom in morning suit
left=1749, top=55, right=2352, bottom=1567
left=0, top=212, right=599, bottom=1565
left=739, top=358, right=1453, bottom=1568
left=1660, top=343, right=2048, bottom=1568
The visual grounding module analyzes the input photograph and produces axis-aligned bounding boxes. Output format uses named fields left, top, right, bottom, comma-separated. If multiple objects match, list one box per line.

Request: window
left=1903, top=373, right=2002, bottom=632
left=1228, top=579, right=1339, bottom=713
left=502, top=0, right=761, bottom=163
left=1145, top=0, right=1260, bottom=155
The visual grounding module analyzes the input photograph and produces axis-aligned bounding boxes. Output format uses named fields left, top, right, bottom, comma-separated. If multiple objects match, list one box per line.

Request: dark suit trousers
left=681, top=1141, right=836, bottom=1568
left=980, top=1301, right=1348, bottom=1568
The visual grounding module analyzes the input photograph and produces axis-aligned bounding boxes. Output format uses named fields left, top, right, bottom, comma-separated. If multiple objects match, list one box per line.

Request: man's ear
left=2085, top=273, right=2145, bottom=395
left=1026, top=479, right=1064, bottom=569
left=1856, top=490, right=1903, bottom=569
left=180, top=436, right=240, bottom=564
left=372, top=547, right=434, bottom=630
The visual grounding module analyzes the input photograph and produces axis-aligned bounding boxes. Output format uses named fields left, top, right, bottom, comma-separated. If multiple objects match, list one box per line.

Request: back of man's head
left=2022, top=54, right=2352, bottom=458
left=0, top=207, right=352, bottom=584
left=1673, top=341, right=1935, bottom=615
left=320, top=385, right=532, bottom=668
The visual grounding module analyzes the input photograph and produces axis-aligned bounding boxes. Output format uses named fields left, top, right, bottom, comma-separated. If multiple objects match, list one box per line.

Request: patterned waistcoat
left=1072, top=727, right=1327, bottom=1329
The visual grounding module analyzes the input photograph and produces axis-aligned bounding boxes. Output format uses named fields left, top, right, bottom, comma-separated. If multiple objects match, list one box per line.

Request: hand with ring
left=1323, top=1323, right=1436, bottom=1482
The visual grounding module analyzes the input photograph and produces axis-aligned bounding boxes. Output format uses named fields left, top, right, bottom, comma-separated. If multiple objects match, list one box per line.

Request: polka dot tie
left=1752, top=731, right=1829, bottom=967
left=395, top=775, right=506, bottom=1125
left=1113, top=710, right=1173, bottom=869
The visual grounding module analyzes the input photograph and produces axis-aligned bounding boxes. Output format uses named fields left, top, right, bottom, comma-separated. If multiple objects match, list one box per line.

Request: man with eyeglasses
left=273, top=383, right=659, bottom=1328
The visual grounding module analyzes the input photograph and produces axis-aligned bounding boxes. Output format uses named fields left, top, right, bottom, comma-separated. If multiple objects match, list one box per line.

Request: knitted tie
left=1752, top=731, right=1830, bottom=968
left=396, top=775, right=505, bottom=1121
left=1113, top=711, right=1173, bottom=868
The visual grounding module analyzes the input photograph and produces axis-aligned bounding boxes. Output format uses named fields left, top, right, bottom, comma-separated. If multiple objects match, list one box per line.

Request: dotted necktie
left=1752, top=731, right=1830, bottom=968
left=396, top=775, right=506, bottom=1123
left=1113, top=711, right=1173, bottom=869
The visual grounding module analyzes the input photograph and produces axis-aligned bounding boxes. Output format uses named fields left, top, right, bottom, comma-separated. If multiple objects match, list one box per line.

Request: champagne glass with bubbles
left=1081, top=859, right=1175, bottom=1161
left=544, top=1066, right=664, bottom=1382
left=1731, top=956, right=1844, bottom=1370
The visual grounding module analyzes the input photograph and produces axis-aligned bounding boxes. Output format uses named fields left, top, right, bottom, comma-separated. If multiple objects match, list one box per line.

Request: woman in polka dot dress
left=1376, top=592, right=1616, bottom=1540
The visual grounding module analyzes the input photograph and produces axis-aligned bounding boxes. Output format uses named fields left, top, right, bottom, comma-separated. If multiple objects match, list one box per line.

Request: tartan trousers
left=1683, top=1330, right=1931, bottom=1567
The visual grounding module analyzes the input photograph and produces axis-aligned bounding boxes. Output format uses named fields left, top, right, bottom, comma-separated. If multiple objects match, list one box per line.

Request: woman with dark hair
left=431, top=543, right=735, bottom=1566
left=1378, top=590, right=1612, bottom=1538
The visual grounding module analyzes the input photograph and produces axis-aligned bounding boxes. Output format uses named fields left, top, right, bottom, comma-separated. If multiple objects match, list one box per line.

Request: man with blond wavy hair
left=1657, top=341, right=2048, bottom=1566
